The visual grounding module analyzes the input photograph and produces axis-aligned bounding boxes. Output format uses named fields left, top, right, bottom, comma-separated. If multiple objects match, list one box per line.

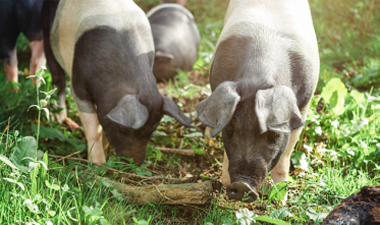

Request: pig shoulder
left=51, top=0, right=154, bottom=76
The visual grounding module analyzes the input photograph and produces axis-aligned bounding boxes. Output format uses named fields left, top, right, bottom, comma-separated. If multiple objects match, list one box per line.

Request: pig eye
left=267, top=131, right=280, bottom=142
left=224, top=123, right=234, bottom=137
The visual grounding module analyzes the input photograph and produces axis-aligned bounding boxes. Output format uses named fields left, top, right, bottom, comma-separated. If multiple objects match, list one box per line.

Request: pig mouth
left=226, top=181, right=259, bottom=203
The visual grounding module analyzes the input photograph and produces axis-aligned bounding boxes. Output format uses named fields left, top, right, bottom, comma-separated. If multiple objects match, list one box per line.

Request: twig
left=49, top=151, right=81, bottom=165
left=49, top=167, right=66, bottom=170
left=153, top=184, right=174, bottom=202
left=48, top=154, right=188, bottom=181
left=156, top=147, right=195, bottom=156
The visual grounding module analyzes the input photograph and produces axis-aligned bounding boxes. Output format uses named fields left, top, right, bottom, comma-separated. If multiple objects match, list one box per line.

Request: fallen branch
left=48, top=154, right=188, bottom=182
left=155, top=147, right=195, bottom=156
left=89, top=175, right=212, bottom=205
left=49, top=151, right=81, bottom=165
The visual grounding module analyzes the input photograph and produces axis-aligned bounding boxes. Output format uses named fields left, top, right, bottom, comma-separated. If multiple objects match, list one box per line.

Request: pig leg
left=271, top=126, right=303, bottom=183
left=160, top=0, right=187, bottom=6
left=4, top=47, right=18, bottom=83
left=221, top=151, right=230, bottom=187
left=102, top=131, right=109, bottom=158
left=29, top=40, right=46, bottom=84
left=44, top=35, right=67, bottom=125
left=271, top=104, right=309, bottom=184
left=72, top=90, right=106, bottom=164
left=78, top=111, right=106, bottom=164
left=271, top=125, right=303, bottom=204
left=176, top=0, right=187, bottom=6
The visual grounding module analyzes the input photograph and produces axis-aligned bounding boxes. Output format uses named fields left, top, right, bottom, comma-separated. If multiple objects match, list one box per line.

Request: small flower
left=27, top=105, right=40, bottom=111
left=40, top=99, right=48, bottom=107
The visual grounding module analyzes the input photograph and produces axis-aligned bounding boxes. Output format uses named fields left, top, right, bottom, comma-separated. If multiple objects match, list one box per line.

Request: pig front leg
left=79, top=111, right=106, bottom=164
left=29, top=40, right=46, bottom=85
left=271, top=104, right=309, bottom=184
left=4, top=47, right=18, bottom=83
left=221, top=151, right=230, bottom=187
left=271, top=106, right=308, bottom=204
left=73, top=92, right=106, bottom=164
left=271, top=126, right=303, bottom=184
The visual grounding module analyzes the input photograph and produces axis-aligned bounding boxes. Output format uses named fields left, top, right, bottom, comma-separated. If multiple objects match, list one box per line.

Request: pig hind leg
left=1, top=32, right=19, bottom=83
left=160, top=0, right=187, bottom=6
left=43, top=34, right=67, bottom=123
left=4, top=47, right=18, bottom=83
left=29, top=40, right=46, bottom=84
left=41, top=0, right=79, bottom=128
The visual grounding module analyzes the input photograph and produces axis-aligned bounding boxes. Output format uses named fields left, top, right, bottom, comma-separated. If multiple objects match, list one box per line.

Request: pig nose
left=226, top=182, right=259, bottom=203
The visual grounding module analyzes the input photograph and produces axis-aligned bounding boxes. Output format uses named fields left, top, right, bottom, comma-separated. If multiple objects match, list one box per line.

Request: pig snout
left=227, top=182, right=259, bottom=203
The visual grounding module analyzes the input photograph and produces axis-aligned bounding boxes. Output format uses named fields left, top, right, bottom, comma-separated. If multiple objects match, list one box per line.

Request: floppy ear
left=255, top=86, right=303, bottom=134
left=106, top=95, right=149, bottom=129
left=162, top=96, right=192, bottom=127
left=195, top=81, right=240, bottom=137
left=155, top=51, right=174, bottom=64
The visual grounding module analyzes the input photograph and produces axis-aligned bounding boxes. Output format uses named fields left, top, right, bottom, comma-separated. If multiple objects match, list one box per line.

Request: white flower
left=331, top=120, right=339, bottom=129
left=315, top=126, right=322, bottom=135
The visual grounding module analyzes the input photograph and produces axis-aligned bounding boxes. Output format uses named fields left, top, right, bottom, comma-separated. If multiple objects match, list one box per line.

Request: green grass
left=1, top=0, right=380, bottom=224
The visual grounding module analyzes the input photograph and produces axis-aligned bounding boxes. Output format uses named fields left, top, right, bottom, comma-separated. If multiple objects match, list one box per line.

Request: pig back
left=210, top=0, right=319, bottom=110
left=50, top=0, right=154, bottom=76
left=222, top=0, right=319, bottom=72
left=148, top=4, right=200, bottom=80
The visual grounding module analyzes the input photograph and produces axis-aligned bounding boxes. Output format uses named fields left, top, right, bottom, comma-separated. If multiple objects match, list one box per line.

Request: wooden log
left=93, top=176, right=212, bottom=205
left=322, top=186, right=380, bottom=224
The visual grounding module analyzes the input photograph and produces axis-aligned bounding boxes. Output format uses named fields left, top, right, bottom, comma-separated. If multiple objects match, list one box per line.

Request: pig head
left=196, top=81, right=303, bottom=202
left=101, top=94, right=191, bottom=164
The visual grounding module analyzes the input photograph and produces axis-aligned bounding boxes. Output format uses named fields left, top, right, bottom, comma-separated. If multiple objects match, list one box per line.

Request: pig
left=0, top=0, right=46, bottom=83
left=147, top=4, right=200, bottom=81
left=196, top=0, right=320, bottom=202
left=42, top=0, right=192, bottom=164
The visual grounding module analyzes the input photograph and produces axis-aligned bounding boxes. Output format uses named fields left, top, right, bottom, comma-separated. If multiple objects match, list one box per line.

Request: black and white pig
left=0, top=0, right=46, bottom=83
left=196, top=0, right=319, bottom=202
left=147, top=4, right=200, bottom=81
left=42, top=0, right=192, bottom=164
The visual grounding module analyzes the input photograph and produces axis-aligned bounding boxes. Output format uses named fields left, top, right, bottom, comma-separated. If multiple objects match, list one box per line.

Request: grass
left=1, top=0, right=380, bottom=224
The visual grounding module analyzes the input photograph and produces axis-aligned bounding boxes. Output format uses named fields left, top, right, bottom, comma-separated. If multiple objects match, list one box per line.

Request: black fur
left=41, top=0, right=65, bottom=97
left=0, top=0, right=43, bottom=63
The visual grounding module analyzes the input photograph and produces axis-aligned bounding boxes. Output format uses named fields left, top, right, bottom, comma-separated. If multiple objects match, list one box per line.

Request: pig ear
left=155, top=51, right=174, bottom=63
left=255, top=86, right=304, bottom=134
left=196, top=81, right=240, bottom=137
left=106, top=95, right=149, bottom=129
left=162, top=96, right=192, bottom=127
